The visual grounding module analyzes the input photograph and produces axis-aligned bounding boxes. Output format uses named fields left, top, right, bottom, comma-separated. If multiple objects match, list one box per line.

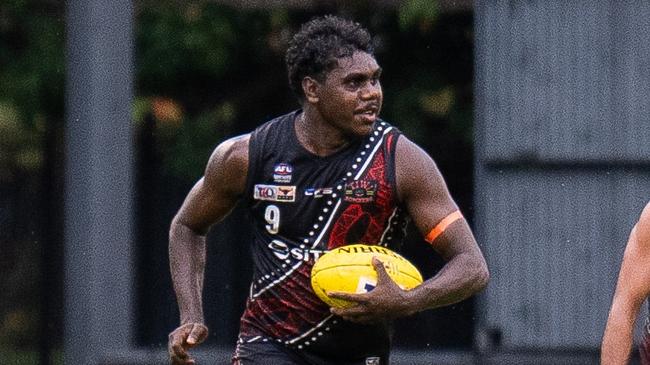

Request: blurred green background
left=0, top=0, right=474, bottom=362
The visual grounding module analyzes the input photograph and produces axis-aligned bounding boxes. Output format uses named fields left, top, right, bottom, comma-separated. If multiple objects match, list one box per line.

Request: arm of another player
left=330, top=136, right=488, bottom=322
left=168, top=134, right=249, bottom=365
left=601, top=202, right=650, bottom=365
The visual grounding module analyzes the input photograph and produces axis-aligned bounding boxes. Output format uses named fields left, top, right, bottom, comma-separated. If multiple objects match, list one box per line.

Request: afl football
left=310, top=244, right=423, bottom=308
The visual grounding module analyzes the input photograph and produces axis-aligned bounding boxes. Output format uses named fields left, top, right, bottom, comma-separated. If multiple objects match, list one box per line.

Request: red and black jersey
left=238, top=110, right=409, bottom=360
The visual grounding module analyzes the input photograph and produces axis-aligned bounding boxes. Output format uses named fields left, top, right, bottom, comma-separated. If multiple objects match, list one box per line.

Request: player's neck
left=295, top=109, right=352, bottom=157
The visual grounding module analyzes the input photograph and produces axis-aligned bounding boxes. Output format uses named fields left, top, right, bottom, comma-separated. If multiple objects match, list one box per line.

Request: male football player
left=168, top=15, right=489, bottom=365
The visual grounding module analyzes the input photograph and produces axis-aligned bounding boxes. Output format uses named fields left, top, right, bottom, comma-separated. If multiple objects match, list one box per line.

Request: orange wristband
left=425, top=210, right=463, bottom=244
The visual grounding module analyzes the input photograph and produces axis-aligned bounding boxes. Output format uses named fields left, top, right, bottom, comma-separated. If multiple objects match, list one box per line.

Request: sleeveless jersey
left=238, top=110, right=410, bottom=360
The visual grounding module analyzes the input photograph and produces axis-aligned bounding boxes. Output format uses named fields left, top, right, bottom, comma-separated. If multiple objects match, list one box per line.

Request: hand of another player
left=328, top=257, right=415, bottom=324
left=168, top=322, right=209, bottom=365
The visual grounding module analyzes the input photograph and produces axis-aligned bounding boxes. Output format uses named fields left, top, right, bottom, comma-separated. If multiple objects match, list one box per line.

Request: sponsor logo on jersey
left=365, top=357, right=381, bottom=365
left=273, top=163, right=293, bottom=183
left=304, top=187, right=334, bottom=198
left=268, top=239, right=327, bottom=261
left=254, top=184, right=296, bottom=202
left=344, top=180, right=378, bottom=203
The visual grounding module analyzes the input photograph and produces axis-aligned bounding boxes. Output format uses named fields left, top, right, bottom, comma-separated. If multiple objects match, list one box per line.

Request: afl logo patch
left=273, top=163, right=293, bottom=183
left=254, top=184, right=296, bottom=202
left=344, top=180, right=378, bottom=203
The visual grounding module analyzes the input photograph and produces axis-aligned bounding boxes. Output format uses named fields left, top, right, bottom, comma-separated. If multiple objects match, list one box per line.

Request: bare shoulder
left=395, top=135, right=432, bottom=169
left=204, top=134, right=250, bottom=196
left=395, top=135, right=459, bottom=235
left=640, top=202, right=650, bottom=223
left=207, top=134, right=249, bottom=171
left=395, top=135, right=436, bottom=198
left=395, top=135, right=449, bottom=202
left=636, top=202, right=650, bottom=243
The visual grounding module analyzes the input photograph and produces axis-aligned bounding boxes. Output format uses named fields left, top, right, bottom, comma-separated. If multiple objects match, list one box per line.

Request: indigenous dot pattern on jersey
left=238, top=111, right=409, bottom=357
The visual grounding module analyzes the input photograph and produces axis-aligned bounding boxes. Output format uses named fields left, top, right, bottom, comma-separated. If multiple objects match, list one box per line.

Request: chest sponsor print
left=254, top=184, right=296, bottom=202
left=268, top=239, right=327, bottom=262
left=304, top=187, right=334, bottom=198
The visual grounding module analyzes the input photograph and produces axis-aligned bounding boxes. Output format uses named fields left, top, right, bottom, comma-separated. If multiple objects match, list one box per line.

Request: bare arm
left=394, top=136, right=489, bottom=311
left=602, top=202, right=650, bottom=365
left=330, top=136, right=488, bottom=322
left=168, top=134, right=249, bottom=365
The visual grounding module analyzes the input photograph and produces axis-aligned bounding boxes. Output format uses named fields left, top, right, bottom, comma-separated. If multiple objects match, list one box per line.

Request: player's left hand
left=328, top=257, right=416, bottom=324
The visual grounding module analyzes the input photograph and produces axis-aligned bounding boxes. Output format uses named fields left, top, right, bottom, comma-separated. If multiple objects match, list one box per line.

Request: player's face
left=316, top=51, right=383, bottom=137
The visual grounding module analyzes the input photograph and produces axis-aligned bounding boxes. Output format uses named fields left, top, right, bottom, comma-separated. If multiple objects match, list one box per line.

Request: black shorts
left=232, top=338, right=388, bottom=365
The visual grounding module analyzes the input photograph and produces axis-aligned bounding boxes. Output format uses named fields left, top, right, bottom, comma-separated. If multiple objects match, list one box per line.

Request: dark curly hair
left=285, top=15, right=374, bottom=101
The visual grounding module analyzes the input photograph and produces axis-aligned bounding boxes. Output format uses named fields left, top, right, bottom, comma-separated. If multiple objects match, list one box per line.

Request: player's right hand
left=168, top=322, right=209, bottom=365
left=329, top=257, right=414, bottom=324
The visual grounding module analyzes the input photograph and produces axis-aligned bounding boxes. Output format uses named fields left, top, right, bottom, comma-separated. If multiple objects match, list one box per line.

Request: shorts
left=232, top=338, right=388, bottom=365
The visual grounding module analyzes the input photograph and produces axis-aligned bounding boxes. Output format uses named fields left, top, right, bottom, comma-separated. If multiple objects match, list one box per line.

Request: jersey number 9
left=265, top=205, right=280, bottom=234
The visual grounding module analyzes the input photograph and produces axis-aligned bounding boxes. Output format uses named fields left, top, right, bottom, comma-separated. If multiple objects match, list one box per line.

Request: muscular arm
left=330, top=136, right=488, bottom=322
left=602, top=202, right=650, bottom=365
left=168, top=134, right=249, bottom=364
left=395, top=136, right=489, bottom=312
left=170, top=134, right=249, bottom=323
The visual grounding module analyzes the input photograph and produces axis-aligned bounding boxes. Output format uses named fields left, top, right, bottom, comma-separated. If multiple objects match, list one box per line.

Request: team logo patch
left=365, top=357, right=381, bottom=365
left=254, top=184, right=296, bottom=202
left=344, top=180, right=378, bottom=203
left=273, top=163, right=293, bottom=183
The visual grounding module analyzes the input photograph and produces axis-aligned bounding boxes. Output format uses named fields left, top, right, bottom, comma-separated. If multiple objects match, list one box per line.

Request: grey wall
left=475, top=1, right=650, bottom=348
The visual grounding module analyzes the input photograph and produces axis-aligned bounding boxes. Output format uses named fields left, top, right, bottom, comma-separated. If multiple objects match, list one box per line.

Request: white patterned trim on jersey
left=250, top=122, right=394, bottom=348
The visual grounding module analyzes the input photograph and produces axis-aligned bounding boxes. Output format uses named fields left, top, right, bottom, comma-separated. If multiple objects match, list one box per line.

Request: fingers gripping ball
left=310, top=244, right=423, bottom=308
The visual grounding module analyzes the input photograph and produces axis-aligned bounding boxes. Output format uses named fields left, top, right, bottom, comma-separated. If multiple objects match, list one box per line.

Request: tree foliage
left=0, top=0, right=475, bottom=352
left=0, top=0, right=64, bottom=179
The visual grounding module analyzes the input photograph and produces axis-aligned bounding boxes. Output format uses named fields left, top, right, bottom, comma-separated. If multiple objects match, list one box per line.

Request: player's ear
left=302, top=76, right=320, bottom=104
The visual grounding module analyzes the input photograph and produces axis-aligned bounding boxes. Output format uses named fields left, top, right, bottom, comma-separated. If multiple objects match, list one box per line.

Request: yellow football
left=310, top=244, right=423, bottom=308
